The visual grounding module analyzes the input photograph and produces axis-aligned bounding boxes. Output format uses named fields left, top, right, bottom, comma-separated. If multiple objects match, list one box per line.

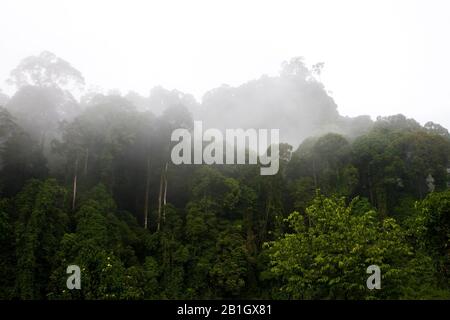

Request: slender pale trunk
left=312, top=158, right=318, bottom=188
left=261, top=198, right=271, bottom=242
left=163, top=162, right=168, bottom=222
left=377, top=188, right=387, bottom=218
left=40, top=130, right=47, bottom=152
left=144, top=157, right=150, bottom=229
left=367, top=164, right=374, bottom=204
left=84, top=148, right=89, bottom=176
left=157, top=166, right=164, bottom=231
left=72, top=157, right=79, bottom=211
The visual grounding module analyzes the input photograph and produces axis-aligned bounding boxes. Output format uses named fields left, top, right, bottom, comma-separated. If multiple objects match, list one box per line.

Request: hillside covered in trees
left=0, top=52, right=449, bottom=299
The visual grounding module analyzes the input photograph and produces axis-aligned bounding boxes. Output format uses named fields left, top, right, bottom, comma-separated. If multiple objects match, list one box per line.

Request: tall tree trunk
left=72, top=157, right=79, bottom=211
left=163, top=162, right=168, bottom=222
left=84, top=148, right=89, bottom=176
left=157, top=166, right=164, bottom=231
left=144, top=157, right=150, bottom=229
left=109, top=165, right=115, bottom=194
left=312, top=158, right=318, bottom=188
left=40, top=130, right=47, bottom=152
left=367, top=164, right=374, bottom=204
left=374, top=186, right=387, bottom=219
left=261, top=198, right=271, bottom=242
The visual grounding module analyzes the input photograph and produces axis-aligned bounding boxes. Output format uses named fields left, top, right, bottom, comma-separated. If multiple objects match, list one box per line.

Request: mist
left=2, top=0, right=450, bottom=131
left=0, top=51, right=445, bottom=151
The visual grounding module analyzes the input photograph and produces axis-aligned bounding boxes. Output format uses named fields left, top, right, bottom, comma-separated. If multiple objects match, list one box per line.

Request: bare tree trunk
left=109, top=167, right=115, bottom=194
left=261, top=198, right=271, bottom=242
left=312, top=158, right=318, bottom=189
left=367, top=164, right=374, bottom=204
left=84, top=148, right=89, bottom=176
left=72, top=157, right=79, bottom=211
left=377, top=188, right=387, bottom=219
left=144, top=157, right=150, bottom=229
left=163, top=162, right=168, bottom=222
left=40, top=130, right=47, bottom=152
left=157, top=166, right=164, bottom=231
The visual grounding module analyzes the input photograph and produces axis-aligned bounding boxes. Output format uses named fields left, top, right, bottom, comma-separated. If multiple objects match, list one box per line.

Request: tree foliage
left=0, top=54, right=450, bottom=300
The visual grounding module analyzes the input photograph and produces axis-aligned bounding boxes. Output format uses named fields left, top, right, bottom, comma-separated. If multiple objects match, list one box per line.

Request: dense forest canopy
left=0, top=51, right=449, bottom=299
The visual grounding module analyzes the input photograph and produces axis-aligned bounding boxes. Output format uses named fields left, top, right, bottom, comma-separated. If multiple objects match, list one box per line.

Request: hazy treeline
left=0, top=52, right=449, bottom=299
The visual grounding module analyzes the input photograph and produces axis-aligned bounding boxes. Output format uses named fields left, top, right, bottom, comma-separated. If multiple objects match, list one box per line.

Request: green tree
left=14, top=179, right=69, bottom=299
left=267, top=193, right=411, bottom=299
left=0, top=107, right=48, bottom=197
left=414, top=191, right=450, bottom=288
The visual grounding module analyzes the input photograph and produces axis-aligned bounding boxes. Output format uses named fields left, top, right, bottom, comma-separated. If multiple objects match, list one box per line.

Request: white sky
left=1, top=0, right=449, bottom=128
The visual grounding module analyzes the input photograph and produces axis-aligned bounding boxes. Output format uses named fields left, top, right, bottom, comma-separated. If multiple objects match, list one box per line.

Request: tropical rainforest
left=0, top=52, right=449, bottom=300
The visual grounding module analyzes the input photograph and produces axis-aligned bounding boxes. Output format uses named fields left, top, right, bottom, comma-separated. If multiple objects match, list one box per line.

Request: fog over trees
left=3, top=52, right=376, bottom=150
left=0, top=51, right=449, bottom=300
